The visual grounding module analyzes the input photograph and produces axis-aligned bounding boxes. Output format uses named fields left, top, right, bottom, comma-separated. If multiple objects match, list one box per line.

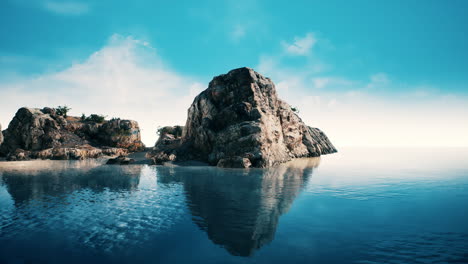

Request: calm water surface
left=0, top=148, right=467, bottom=264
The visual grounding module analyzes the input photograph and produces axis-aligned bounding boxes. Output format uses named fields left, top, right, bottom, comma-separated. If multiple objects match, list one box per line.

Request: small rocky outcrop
left=106, top=156, right=136, bottom=165
left=0, top=107, right=145, bottom=161
left=97, top=119, right=145, bottom=152
left=147, top=126, right=184, bottom=164
left=147, top=67, right=336, bottom=168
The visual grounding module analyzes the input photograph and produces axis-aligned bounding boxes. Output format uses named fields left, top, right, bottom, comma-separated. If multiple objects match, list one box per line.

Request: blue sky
left=1, top=0, right=467, bottom=146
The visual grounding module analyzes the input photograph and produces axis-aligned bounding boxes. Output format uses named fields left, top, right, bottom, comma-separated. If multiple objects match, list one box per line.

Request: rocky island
left=148, top=67, right=336, bottom=168
left=0, top=107, right=145, bottom=161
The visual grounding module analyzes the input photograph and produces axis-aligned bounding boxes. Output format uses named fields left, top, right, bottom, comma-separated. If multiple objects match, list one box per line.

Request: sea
left=1, top=148, right=467, bottom=264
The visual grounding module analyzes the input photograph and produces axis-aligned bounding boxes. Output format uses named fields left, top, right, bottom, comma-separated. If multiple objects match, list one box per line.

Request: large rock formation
left=0, top=107, right=145, bottom=161
left=148, top=67, right=336, bottom=168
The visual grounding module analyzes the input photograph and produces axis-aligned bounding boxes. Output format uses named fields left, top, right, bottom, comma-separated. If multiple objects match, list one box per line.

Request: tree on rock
left=56, top=106, right=71, bottom=118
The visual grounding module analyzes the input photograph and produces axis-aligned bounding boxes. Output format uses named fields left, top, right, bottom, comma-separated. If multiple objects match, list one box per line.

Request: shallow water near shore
left=1, top=148, right=467, bottom=264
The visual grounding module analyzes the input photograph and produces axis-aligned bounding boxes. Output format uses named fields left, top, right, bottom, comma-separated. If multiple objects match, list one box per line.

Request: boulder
left=98, top=119, right=145, bottom=152
left=0, top=107, right=143, bottom=160
left=146, top=126, right=183, bottom=164
left=0, top=108, right=63, bottom=154
left=148, top=67, right=336, bottom=168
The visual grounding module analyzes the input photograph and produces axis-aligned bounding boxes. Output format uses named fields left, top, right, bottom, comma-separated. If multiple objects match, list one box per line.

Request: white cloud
left=370, top=73, right=389, bottom=84
left=366, top=72, right=390, bottom=89
left=282, top=33, right=317, bottom=56
left=312, top=77, right=330, bottom=89
left=43, top=1, right=89, bottom=15
left=256, top=50, right=468, bottom=147
left=0, top=34, right=204, bottom=146
left=311, top=77, right=354, bottom=89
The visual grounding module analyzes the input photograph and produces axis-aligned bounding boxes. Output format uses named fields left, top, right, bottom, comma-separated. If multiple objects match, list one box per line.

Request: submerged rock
left=148, top=67, right=336, bottom=168
left=0, top=107, right=144, bottom=160
left=106, top=156, right=136, bottom=165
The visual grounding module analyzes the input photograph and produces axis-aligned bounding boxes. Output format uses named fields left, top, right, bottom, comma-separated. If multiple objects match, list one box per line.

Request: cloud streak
left=230, top=24, right=246, bottom=41
left=42, top=1, right=90, bottom=15
left=282, top=33, right=317, bottom=56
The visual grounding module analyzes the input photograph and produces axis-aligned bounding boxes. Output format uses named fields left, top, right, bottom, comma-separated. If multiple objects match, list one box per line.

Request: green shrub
left=82, top=114, right=106, bottom=123
left=56, top=106, right=71, bottom=117
left=116, top=128, right=131, bottom=136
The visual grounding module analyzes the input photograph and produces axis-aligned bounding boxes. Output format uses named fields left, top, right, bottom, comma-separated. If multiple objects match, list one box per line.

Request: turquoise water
left=0, top=148, right=467, bottom=264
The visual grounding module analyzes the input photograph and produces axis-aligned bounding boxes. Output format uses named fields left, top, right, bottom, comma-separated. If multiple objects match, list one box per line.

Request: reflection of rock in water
left=157, top=157, right=320, bottom=256
left=0, top=160, right=142, bottom=206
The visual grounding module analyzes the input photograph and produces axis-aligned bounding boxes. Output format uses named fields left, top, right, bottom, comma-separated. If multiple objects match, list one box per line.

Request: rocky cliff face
left=0, top=107, right=145, bottom=161
left=148, top=67, right=336, bottom=167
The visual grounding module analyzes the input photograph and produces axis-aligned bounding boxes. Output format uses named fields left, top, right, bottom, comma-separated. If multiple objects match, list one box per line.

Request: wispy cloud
left=42, top=1, right=90, bottom=15
left=311, top=77, right=355, bottom=89
left=0, top=34, right=204, bottom=146
left=282, top=33, right=317, bottom=56
left=366, top=73, right=390, bottom=89
left=230, top=24, right=246, bottom=41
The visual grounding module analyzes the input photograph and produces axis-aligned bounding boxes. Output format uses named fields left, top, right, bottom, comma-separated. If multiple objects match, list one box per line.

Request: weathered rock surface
left=148, top=67, right=336, bottom=168
left=0, top=107, right=144, bottom=160
left=98, top=119, right=145, bottom=152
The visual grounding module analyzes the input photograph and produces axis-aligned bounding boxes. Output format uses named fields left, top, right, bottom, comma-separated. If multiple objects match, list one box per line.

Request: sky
left=0, top=0, right=467, bottom=147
